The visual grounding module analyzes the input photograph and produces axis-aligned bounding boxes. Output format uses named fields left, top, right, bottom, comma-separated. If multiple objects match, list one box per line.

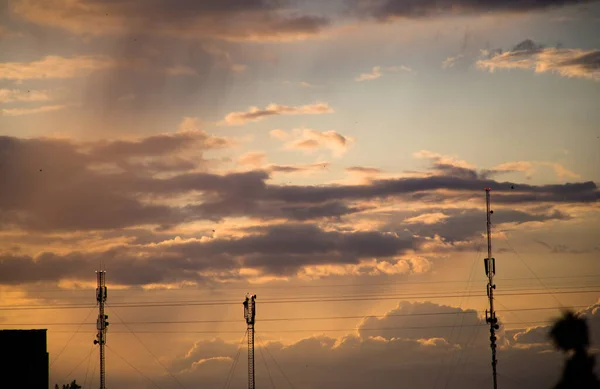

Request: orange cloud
left=0, top=89, right=51, bottom=103
left=281, top=129, right=354, bottom=157
left=0, top=55, right=126, bottom=80
left=355, top=65, right=411, bottom=81
left=238, top=152, right=267, bottom=168
left=222, top=103, right=334, bottom=126
left=1, top=104, right=68, bottom=116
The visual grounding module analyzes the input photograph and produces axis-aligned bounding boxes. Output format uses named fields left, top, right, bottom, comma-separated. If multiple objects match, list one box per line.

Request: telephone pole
left=484, top=188, right=499, bottom=389
left=243, top=294, right=256, bottom=389
left=94, top=269, right=109, bottom=389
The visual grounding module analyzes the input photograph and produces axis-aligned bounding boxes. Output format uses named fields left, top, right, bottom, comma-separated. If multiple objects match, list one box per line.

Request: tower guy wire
left=244, top=294, right=257, bottom=389
left=484, top=188, right=500, bottom=389
left=94, top=268, right=109, bottom=389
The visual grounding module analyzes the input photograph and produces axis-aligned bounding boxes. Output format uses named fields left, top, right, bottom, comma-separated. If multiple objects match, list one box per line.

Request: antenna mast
left=484, top=188, right=499, bottom=389
left=243, top=294, right=257, bottom=389
left=94, top=269, right=109, bottom=389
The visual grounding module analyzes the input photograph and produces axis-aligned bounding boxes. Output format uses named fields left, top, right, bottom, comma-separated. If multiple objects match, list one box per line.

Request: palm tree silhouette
left=549, top=310, right=600, bottom=389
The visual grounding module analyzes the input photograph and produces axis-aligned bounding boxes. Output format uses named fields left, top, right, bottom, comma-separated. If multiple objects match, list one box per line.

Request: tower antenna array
left=243, top=294, right=257, bottom=389
left=94, top=269, right=109, bottom=389
left=484, top=188, right=500, bottom=389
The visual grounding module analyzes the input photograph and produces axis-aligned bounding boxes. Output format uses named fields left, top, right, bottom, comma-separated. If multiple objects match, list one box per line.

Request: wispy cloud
left=279, top=129, right=354, bottom=157
left=476, top=39, right=600, bottom=81
left=222, top=102, right=334, bottom=126
left=442, top=54, right=464, bottom=69
left=238, top=152, right=267, bottom=167
left=355, top=65, right=411, bottom=81
left=0, top=89, right=51, bottom=103
left=0, top=55, right=123, bottom=80
left=1, top=104, right=68, bottom=116
left=165, top=65, right=198, bottom=76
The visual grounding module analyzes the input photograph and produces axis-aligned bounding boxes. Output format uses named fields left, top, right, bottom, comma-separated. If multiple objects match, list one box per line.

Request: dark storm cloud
left=263, top=176, right=598, bottom=204
left=0, top=224, right=419, bottom=285
left=352, top=0, right=597, bottom=20
left=1, top=135, right=597, bottom=232
left=86, top=130, right=231, bottom=160
left=400, top=208, right=570, bottom=243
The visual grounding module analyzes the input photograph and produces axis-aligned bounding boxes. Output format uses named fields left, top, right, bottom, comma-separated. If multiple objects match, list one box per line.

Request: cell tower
left=94, top=269, right=109, bottom=389
left=243, top=294, right=257, bottom=389
left=484, top=188, right=499, bottom=389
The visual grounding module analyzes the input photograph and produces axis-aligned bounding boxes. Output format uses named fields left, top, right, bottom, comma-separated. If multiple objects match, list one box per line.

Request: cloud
left=267, top=162, right=330, bottom=174
left=281, top=129, right=354, bottom=157
left=269, top=129, right=291, bottom=140
left=477, top=39, right=600, bottom=81
left=160, top=300, right=596, bottom=389
left=0, top=89, right=51, bottom=103
left=1, top=104, right=68, bottom=116
left=10, top=0, right=331, bottom=42
left=222, top=103, right=334, bottom=126
left=0, top=223, right=419, bottom=285
left=355, top=65, right=411, bottom=81
left=0, top=136, right=596, bottom=235
left=353, top=0, right=596, bottom=20
left=356, top=66, right=383, bottom=81
left=483, top=160, right=580, bottom=181
left=346, top=166, right=383, bottom=175
left=238, top=152, right=267, bottom=167
left=442, top=54, right=464, bottom=69
left=534, top=240, right=600, bottom=255
left=0, top=55, right=124, bottom=80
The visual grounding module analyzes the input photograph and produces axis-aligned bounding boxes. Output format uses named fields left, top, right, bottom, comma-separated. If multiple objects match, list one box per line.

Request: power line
left=50, top=306, right=96, bottom=368
left=1, top=289, right=598, bottom=311
left=257, top=333, right=297, bottom=389
left=107, top=305, right=187, bottom=389
left=494, top=224, right=565, bottom=309
left=23, top=274, right=600, bottom=295
left=223, top=330, right=247, bottom=389
left=41, top=321, right=556, bottom=335
left=258, top=343, right=276, bottom=389
left=106, top=344, right=164, bottom=389
left=0, top=305, right=590, bottom=327
left=59, top=344, right=96, bottom=385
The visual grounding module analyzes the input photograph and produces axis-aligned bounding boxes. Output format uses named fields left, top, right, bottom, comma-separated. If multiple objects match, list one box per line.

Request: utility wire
left=107, top=305, right=187, bottom=389
left=493, top=224, right=565, bottom=308
left=50, top=306, right=96, bottom=367
left=42, top=320, right=558, bottom=335
left=86, top=354, right=97, bottom=389
left=2, top=289, right=598, bottom=311
left=257, top=333, right=297, bottom=389
left=223, top=330, right=247, bottom=389
left=3, top=305, right=588, bottom=327
left=27, top=273, right=600, bottom=295
left=59, top=343, right=96, bottom=385
left=106, top=344, right=164, bottom=389
left=440, top=245, right=483, bottom=389
left=82, top=340, right=95, bottom=389
left=258, top=341, right=276, bottom=389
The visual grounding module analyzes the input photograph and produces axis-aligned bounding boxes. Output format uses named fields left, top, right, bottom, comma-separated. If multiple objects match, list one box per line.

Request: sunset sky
left=1, top=0, right=599, bottom=388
